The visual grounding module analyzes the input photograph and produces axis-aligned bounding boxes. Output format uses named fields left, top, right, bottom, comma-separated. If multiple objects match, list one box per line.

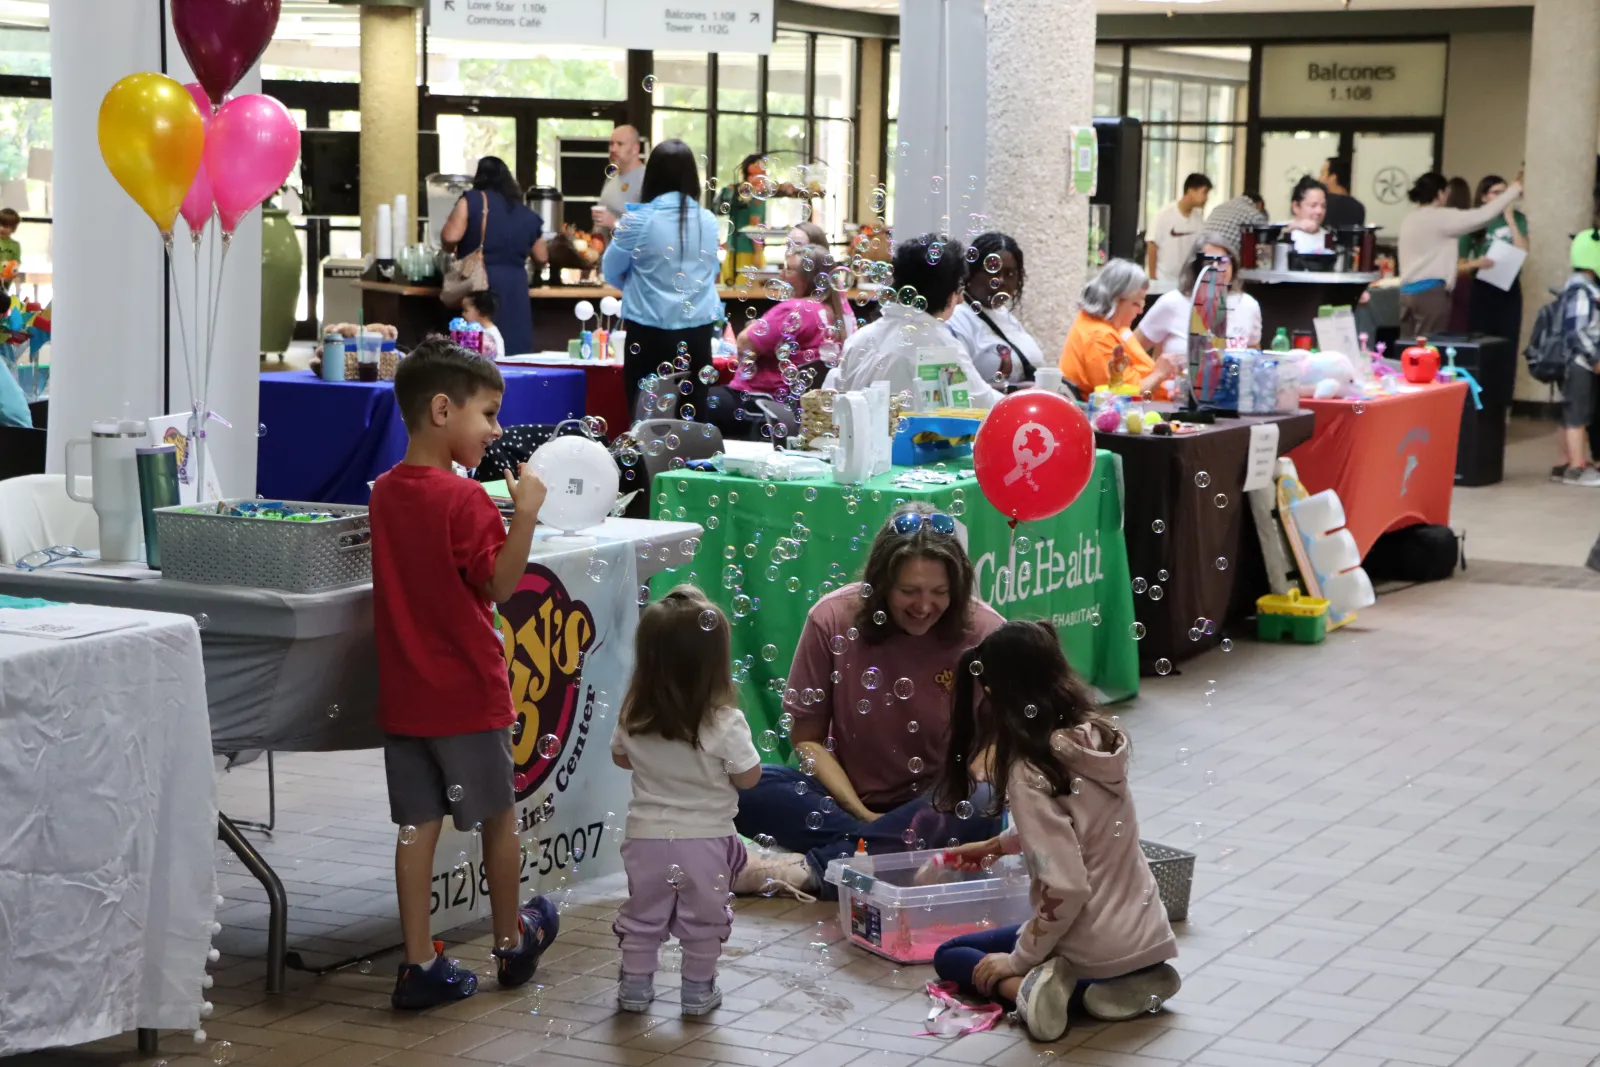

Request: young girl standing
left=610, top=587, right=763, bottom=1015
left=931, top=621, right=1179, bottom=1042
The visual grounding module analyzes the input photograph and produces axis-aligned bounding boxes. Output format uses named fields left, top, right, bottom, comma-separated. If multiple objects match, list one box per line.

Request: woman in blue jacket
left=602, top=139, right=723, bottom=419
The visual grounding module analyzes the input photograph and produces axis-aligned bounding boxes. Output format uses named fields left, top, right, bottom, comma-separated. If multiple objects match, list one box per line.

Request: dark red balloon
left=172, top=0, right=282, bottom=110
left=973, top=391, right=1095, bottom=523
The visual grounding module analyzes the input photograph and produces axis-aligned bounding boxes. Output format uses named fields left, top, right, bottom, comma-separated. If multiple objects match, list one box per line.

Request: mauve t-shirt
left=784, top=583, right=1003, bottom=810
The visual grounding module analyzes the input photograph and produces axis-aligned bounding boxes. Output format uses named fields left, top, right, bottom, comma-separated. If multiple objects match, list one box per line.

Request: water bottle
left=1270, top=327, right=1292, bottom=353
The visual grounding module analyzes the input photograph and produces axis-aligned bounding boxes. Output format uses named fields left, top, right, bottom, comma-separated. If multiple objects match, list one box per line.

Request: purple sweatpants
left=613, top=836, right=747, bottom=982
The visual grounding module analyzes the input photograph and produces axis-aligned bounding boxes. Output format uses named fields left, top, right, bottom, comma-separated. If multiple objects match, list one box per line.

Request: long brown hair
left=855, top=502, right=975, bottom=646
left=933, top=620, right=1101, bottom=816
left=620, top=586, right=736, bottom=747
left=791, top=243, right=847, bottom=330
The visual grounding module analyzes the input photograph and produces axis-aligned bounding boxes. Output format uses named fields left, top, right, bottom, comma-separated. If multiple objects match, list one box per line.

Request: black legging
left=623, top=320, right=715, bottom=423
left=704, top=385, right=766, bottom=439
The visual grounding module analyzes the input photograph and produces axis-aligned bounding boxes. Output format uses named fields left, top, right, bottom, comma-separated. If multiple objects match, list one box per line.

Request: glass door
left=1351, top=131, right=1438, bottom=240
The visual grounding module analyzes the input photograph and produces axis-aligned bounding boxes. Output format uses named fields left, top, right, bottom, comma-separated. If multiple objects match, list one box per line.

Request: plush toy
left=1296, top=351, right=1357, bottom=398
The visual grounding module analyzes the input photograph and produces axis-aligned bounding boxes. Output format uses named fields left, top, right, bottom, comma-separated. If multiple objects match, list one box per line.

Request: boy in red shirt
left=370, top=339, right=558, bottom=1010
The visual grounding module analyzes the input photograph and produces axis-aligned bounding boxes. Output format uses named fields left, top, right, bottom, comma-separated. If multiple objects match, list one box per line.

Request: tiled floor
left=11, top=420, right=1600, bottom=1067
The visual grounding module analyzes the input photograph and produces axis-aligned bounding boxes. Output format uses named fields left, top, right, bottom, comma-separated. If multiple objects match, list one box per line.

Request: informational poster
left=428, top=0, right=774, bottom=54
left=430, top=539, right=638, bottom=926
left=1067, top=126, right=1098, bottom=197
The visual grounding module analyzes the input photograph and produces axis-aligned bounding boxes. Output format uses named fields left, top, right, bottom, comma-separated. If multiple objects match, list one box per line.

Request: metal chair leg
left=217, top=811, right=287, bottom=994
left=137, top=1028, right=159, bottom=1054
left=233, top=751, right=276, bottom=835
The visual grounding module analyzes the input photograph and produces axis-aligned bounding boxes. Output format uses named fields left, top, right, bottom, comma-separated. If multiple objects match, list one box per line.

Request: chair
left=790, top=360, right=829, bottom=396
left=627, top=418, right=724, bottom=518
left=750, top=397, right=800, bottom=445
left=474, top=423, right=588, bottom=485
left=0, top=474, right=99, bottom=565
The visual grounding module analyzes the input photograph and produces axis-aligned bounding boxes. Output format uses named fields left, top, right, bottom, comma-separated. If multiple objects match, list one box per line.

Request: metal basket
left=1141, top=840, right=1195, bottom=923
left=153, top=499, right=372, bottom=594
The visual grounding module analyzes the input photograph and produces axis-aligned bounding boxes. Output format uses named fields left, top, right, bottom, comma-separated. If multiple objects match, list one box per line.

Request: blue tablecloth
left=256, top=367, right=586, bottom=504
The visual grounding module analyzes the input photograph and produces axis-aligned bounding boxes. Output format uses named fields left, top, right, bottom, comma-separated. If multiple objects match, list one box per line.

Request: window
left=651, top=50, right=710, bottom=178
left=0, top=27, right=48, bottom=77
left=537, top=118, right=614, bottom=189
left=882, top=42, right=900, bottom=225
left=435, top=115, right=516, bottom=179
left=1093, top=44, right=1123, bottom=117
left=1126, top=46, right=1250, bottom=231
left=428, top=41, right=627, bottom=101
left=766, top=31, right=808, bottom=117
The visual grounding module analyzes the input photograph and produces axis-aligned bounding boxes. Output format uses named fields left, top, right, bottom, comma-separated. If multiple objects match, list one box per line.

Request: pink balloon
left=203, top=93, right=298, bottom=234
left=179, top=82, right=215, bottom=235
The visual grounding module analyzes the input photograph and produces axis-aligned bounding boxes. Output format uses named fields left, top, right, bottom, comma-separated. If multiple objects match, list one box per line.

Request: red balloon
left=973, top=391, right=1095, bottom=523
left=172, top=0, right=282, bottom=111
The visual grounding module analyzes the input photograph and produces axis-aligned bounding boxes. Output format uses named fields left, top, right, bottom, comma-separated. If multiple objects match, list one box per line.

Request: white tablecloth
left=0, top=607, right=218, bottom=1054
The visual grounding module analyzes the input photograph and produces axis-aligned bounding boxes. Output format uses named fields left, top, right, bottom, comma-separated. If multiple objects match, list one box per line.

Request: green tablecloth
left=649, top=450, right=1139, bottom=741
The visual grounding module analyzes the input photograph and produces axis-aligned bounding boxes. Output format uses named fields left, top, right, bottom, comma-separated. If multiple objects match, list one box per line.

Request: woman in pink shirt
left=707, top=244, right=856, bottom=436
left=731, top=502, right=1004, bottom=900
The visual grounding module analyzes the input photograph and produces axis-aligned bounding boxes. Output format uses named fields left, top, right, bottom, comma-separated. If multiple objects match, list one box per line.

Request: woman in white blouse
left=947, top=232, right=1046, bottom=389
left=1283, top=176, right=1330, bottom=254
left=1136, top=233, right=1263, bottom=359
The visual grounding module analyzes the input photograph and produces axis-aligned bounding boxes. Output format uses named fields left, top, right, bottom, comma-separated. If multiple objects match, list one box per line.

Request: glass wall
left=882, top=43, right=899, bottom=225
left=1125, top=46, right=1249, bottom=229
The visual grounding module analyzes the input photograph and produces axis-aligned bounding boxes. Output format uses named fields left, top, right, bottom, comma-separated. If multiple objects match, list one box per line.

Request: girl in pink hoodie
left=930, top=621, right=1178, bottom=1042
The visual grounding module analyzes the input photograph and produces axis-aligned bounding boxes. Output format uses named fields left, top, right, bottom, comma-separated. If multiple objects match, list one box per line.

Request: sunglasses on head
left=891, top=511, right=957, bottom=536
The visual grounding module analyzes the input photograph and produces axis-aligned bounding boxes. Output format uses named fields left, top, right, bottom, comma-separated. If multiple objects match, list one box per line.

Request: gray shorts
left=384, top=728, right=514, bottom=831
left=1564, top=361, right=1596, bottom=429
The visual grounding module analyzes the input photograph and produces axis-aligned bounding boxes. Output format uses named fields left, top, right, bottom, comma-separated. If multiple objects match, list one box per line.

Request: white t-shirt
left=1138, top=287, right=1263, bottom=354
left=946, top=302, right=1045, bottom=385
left=610, top=706, right=760, bottom=840
left=1148, top=202, right=1205, bottom=283
left=481, top=324, right=506, bottom=358
left=1288, top=228, right=1328, bottom=254
left=825, top=302, right=1001, bottom=410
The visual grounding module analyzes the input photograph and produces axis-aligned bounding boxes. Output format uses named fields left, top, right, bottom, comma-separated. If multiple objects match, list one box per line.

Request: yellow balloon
left=98, top=72, right=205, bottom=235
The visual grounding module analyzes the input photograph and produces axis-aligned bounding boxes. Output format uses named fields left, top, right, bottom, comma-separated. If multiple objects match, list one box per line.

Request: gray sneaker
left=1081, top=962, right=1182, bottom=1022
left=1564, top=466, right=1600, bottom=487
left=1013, top=957, right=1074, bottom=1042
left=680, top=977, right=722, bottom=1016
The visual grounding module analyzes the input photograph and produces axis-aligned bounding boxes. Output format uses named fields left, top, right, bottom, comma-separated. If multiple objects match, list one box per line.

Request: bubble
left=862, top=667, right=883, bottom=690
left=1132, top=577, right=1147, bottom=594
left=907, top=756, right=924, bottom=774
left=1214, top=493, right=1229, bottom=509
left=1194, top=471, right=1211, bottom=488
left=212, top=1041, right=234, bottom=1065
left=1221, top=637, right=1235, bottom=652
left=1177, top=747, right=1190, bottom=765
left=955, top=800, right=974, bottom=819
left=1089, top=610, right=1101, bottom=626
left=447, top=784, right=464, bottom=802
left=1215, top=557, right=1229, bottom=571
left=856, top=698, right=871, bottom=715
left=906, top=720, right=920, bottom=733
left=758, top=730, right=778, bottom=752
left=586, top=556, right=609, bottom=582
left=1151, top=519, right=1165, bottom=534
left=1192, top=821, right=1206, bottom=841
left=1023, top=703, right=1038, bottom=718
left=1155, top=658, right=1172, bottom=676
left=871, top=609, right=887, bottom=625
left=699, top=608, right=719, bottom=631
left=829, top=634, right=847, bottom=654
left=968, top=660, right=983, bottom=675
left=1015, top=535, right=1033, bottom=554
left=892, top=677, right=914, bottom=700
left=642, top=74, right=657, bottom=92
left=537, top=734, right=562, bottom=759
left=358, top=959, right=372, bottom=974
left=194, top=612, right=210, bottom=630
left=1354, top=400, right=1366, bottom=414
left=1147, top=995, right=1163, bottom=1013
left=983, top=253, right=1002, bottom=273
left=847, top=626, right=859, bottom=640
left=326, top=703, right=340, bottom=719
left=1130, top=622, right=1146, bottom=640
left=637, top=585, right=650, bottom=606
left=697, top=364, right=720, bottom=386
left=764, top=483, right=777, bottom=498
left=902, top=828, right=917, bottom=845
left=1205, top=769, right=1218, bottom=787
left=1113, top=821, right=1124, bottom=838
left=761, top=643, right=779, bottom=662
left=257, top=423, right=267, bottom=438
left=665, top=864, right=685, bottom=887
left=399, top=825, right=417, bottom=845
left=1149, top=585, right=1164, bottom=601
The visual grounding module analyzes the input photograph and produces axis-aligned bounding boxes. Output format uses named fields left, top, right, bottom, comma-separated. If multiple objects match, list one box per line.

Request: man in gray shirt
left=592, top=125, right=646, bottom=234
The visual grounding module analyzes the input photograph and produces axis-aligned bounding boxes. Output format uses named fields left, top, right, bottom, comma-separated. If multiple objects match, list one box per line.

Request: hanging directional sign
left=428, top=0, right=775, bottom=54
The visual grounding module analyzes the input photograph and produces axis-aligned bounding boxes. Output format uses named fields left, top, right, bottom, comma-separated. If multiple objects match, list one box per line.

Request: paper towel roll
left=392, top=194, right=408, bottom=254
left=376, top=203, right=392, bottom=260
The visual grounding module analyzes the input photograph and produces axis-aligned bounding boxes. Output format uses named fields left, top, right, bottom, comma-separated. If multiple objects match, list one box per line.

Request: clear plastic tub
left=822, top=848, right=1034, bottom=964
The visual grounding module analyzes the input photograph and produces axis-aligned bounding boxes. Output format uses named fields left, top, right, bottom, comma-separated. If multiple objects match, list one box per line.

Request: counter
left=359, top=280, right=882, bottom=352
left=1238, top=269, right=1381, bottom=338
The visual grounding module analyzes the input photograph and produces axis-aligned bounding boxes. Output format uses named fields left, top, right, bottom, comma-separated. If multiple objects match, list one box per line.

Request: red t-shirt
left=785, top=584, right=1004, bottom=810
left=370, top=464, right=514, bottom=737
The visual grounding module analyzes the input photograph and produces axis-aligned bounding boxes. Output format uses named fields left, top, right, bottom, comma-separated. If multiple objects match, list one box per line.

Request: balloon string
left=164, top=233, right=197, bottom=415
left=201, top=234, right=231, bottom=438
left=191, top=228, right=203, bottom=412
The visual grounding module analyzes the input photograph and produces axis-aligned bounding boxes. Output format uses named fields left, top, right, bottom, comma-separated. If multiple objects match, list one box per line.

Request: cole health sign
left=429, top=0, right=775, bottom=54
left=1259, top=42, right=1447, bottom=119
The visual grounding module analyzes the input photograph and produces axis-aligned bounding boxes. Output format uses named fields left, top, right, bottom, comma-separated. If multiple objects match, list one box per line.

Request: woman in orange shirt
left=1059, top=259, right=1184, bottom=398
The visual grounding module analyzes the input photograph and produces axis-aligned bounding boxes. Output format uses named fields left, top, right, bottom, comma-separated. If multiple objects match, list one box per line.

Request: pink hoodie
left=1000, top=721, right=1177, bottom=980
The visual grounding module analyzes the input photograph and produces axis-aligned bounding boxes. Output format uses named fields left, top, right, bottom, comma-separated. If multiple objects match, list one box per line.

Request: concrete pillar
left=50, top=0, right=260, bottom=495
left=855, top=38, right=885, bottom=224
left=986, top=0, right=1096, bottom=357
left=359, top=5, right=417, bottom=255
left=1520, top=0, right=1600, bottom=399
left=892, top=0, right=986, bottom=241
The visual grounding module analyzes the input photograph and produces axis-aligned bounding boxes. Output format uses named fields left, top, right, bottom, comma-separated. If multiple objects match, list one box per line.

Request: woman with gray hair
left=1059, top=258, right=1183, bottom=398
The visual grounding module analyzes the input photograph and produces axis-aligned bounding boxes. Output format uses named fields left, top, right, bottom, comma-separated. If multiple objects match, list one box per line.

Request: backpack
left=1524, top=289, right=1570, bottom=385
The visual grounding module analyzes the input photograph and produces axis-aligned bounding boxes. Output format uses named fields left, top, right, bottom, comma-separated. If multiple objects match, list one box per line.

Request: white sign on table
left=430, top=538, right=638, bottom=926
left=428, top=0, right=774, bottom=53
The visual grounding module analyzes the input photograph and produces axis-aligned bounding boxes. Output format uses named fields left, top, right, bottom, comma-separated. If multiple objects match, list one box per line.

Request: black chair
left=750, top=397, right=800, bottom=445
left=0, top=425, right=46, bottom=481
left=474, top=423, right=588, bottom=484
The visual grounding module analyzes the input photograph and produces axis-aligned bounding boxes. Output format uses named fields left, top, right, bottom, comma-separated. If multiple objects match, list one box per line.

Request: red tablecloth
left=497, top=360, right=630, bottom=438
left=1288, top=381, right=1469, bottom=558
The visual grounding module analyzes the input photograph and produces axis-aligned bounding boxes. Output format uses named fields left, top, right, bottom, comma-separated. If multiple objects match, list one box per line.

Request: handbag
left=441, top=192, right=489, bottom=309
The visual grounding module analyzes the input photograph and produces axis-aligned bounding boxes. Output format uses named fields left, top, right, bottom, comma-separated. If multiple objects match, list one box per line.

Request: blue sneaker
left=494, top=894, right=559, bottom=989
left=391, top=941, right=478, bottom=1011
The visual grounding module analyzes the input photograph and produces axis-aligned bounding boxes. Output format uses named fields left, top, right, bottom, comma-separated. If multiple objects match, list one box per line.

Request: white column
left=49, top=0, right=262, bottom=496
left=891, top=0, right=987, bottom=241
left=986, top=0, right=1095, bottom=356
left=1520, top=0, right=1600, bottom=399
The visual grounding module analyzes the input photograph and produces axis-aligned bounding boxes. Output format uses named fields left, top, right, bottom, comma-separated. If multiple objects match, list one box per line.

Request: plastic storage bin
left=153, top=499, right=372, bottom=593
left=823, top=848, right=1033, bottom=964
